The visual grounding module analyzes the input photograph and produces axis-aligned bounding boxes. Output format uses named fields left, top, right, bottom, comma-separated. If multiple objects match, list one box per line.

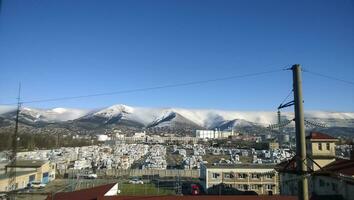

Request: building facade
left=277, top=131, right=354, bottom=200
left=0, top=160, right=56, bottom=191
left=200, top=163, right=279, bottom=195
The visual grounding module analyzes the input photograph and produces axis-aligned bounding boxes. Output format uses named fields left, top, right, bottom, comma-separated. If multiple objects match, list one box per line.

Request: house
left=200, top=163, right=279, bottom=195
left=311, top=159, right=354, bottom=200
left=277, top=131, right=354, bottom=200
left=0, top=160, right=55, bottom=191
left=306, top=132, right=338, bottom=171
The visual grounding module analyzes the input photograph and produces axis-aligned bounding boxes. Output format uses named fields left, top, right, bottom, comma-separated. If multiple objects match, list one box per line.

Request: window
left=332, top=183, right=338, bottom=192
left=265, top=174, right=273, bottom=179
left=319, top=179, right=325, bottom=187
left=212, top=173, right=220, bottom=179
left=265, top=184, right=273, bottom=190
left=326, top=143, right=330, bottom=150
left=250, top=184, right=258, bottom=190
left=224, top=173, right=231, bottom=179
left=251, top=174, right=260, bottom=179
left=244, top=184, right=249, bottom=190
left=318, top=143, right=322, bottom=150
left=238, top=173, right=247, bottom=179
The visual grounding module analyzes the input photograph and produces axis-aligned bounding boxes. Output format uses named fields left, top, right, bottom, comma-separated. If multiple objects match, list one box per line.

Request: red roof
left=46, top=183, right=297, bottom=200
left=47, top=183, right=116, bottom=200
left=306, top=132, right=336, bottom=140
left=104, top=195, right=297, bottom=200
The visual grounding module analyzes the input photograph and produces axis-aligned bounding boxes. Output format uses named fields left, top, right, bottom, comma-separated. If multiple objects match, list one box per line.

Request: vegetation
left=0, top=132, right=98, bottom=151
left=119, top=183, right=175, bottom=195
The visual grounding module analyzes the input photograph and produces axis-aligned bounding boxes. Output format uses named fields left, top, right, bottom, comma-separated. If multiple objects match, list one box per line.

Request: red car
left=191, top=184, right=200, bottom=195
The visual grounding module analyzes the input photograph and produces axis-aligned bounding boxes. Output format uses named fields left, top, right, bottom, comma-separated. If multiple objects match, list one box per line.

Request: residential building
left=200, top=163, right=279, bottom=195
left=277, top=131, right=354, bottom=200
left=306, top=132, right=338, bottom=171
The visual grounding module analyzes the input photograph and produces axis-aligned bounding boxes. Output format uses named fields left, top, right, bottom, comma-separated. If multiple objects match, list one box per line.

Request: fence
left=57, top=169, right=200, bottom=179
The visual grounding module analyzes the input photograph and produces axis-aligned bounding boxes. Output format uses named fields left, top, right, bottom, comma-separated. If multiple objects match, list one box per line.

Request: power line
left=279, top=89, right=293, bottom=108
left=1, top=68, right=285, bottom=105
left=303, top=69, right=354, bottom=86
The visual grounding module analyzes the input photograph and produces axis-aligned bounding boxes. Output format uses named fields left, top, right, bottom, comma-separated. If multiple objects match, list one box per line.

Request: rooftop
left=48, top=183, right=117, bottom=200
left=0, top=170, right=37, bottom=180
left=6, top=160, right=48, bottom=168
left=306, top=132, right=337, bottom=140
left=204, top=163, right=276, bottom=169
left=47, top=183, right=297, bottom=200
left=316, top=158, right=354, bottom=177
left=105, top=196, right=297, bottom=200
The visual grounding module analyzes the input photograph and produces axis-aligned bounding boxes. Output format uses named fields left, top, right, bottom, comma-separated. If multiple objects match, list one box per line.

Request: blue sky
left=0, top=0, right=353, bottom=111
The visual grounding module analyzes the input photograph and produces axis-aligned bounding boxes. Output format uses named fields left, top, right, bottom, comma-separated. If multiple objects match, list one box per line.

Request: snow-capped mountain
left=1, top=107, right=90, bottom=123
left=0, top=104, right=353, bottom=129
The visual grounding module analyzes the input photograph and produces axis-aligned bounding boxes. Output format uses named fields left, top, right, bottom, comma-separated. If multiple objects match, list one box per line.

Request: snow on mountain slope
left=0, top=106, right=90, bottom=123
left=1, top=104, right=353, bottom=128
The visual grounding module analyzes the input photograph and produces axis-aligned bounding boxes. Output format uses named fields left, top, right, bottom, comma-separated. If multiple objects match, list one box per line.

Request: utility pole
left=292, top=64, right=308, bottom=200
left=8, top=84, right=21, bottom=200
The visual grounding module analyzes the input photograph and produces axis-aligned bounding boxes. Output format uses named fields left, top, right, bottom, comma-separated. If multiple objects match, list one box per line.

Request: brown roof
left=316, top=159, right=354, bottom=176
left=305, top=132, right=336, bottom=140
left=104, top=195, right=297, bottom=200
left=48, top=183, right=116, bottom=200
left=46, top=183, right=297, bottom=200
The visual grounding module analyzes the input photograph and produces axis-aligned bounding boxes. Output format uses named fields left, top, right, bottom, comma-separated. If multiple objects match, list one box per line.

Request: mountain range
left=0, top=104, right=353, bottom=136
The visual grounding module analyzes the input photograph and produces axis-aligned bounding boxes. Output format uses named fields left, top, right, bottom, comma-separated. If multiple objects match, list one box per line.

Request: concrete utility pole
left=292, top=64, right=309, bottom=200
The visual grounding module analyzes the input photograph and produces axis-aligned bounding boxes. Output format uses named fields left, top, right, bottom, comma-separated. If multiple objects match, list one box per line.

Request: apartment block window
left=318, top=143, right=322, bottom=150
left=212, top=173, right=220, bottom=179
left=238, top=173, right=247, bottom=179
left=265, top=184, right=273, bottom=190
left=326, top=143, right=330, bottom=150
left=224, top=173, right=231, bottom=179
left=244, top=184, right=249, bottom=190
left=251, top=174, right=260, bottom=179
left=265, top=174, right=273, bottom=179
left=250, top=184, right=258, bottom=190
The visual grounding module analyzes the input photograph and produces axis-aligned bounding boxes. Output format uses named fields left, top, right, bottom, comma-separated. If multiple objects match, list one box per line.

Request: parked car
left=0, top=193, right=8, bottom=200
left=27, top=181, right=46, bottom=189
left=129, top=178, right=144, bottom=184
left=87, top=173, right=97, bottom=179
left=77, top=173, right=97, bottom=179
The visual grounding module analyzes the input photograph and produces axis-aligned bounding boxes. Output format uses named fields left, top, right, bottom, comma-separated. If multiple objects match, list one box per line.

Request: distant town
left=1, top=126, right=353, bottom=199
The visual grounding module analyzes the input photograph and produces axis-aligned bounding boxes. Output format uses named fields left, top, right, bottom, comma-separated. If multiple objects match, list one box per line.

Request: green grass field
left=119, top=183, right=175, bottom=196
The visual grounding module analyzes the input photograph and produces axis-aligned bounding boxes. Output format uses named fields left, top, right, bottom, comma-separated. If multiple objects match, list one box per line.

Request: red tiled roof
left=47, top=183, right=116, bottom=200
left=104, top=195, right=297, bottom=200
left=306, top=132, right=336, bottom=140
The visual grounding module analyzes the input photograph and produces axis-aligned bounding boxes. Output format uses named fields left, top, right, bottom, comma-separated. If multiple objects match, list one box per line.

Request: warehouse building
left=0, top=160, right=55, bottom=191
